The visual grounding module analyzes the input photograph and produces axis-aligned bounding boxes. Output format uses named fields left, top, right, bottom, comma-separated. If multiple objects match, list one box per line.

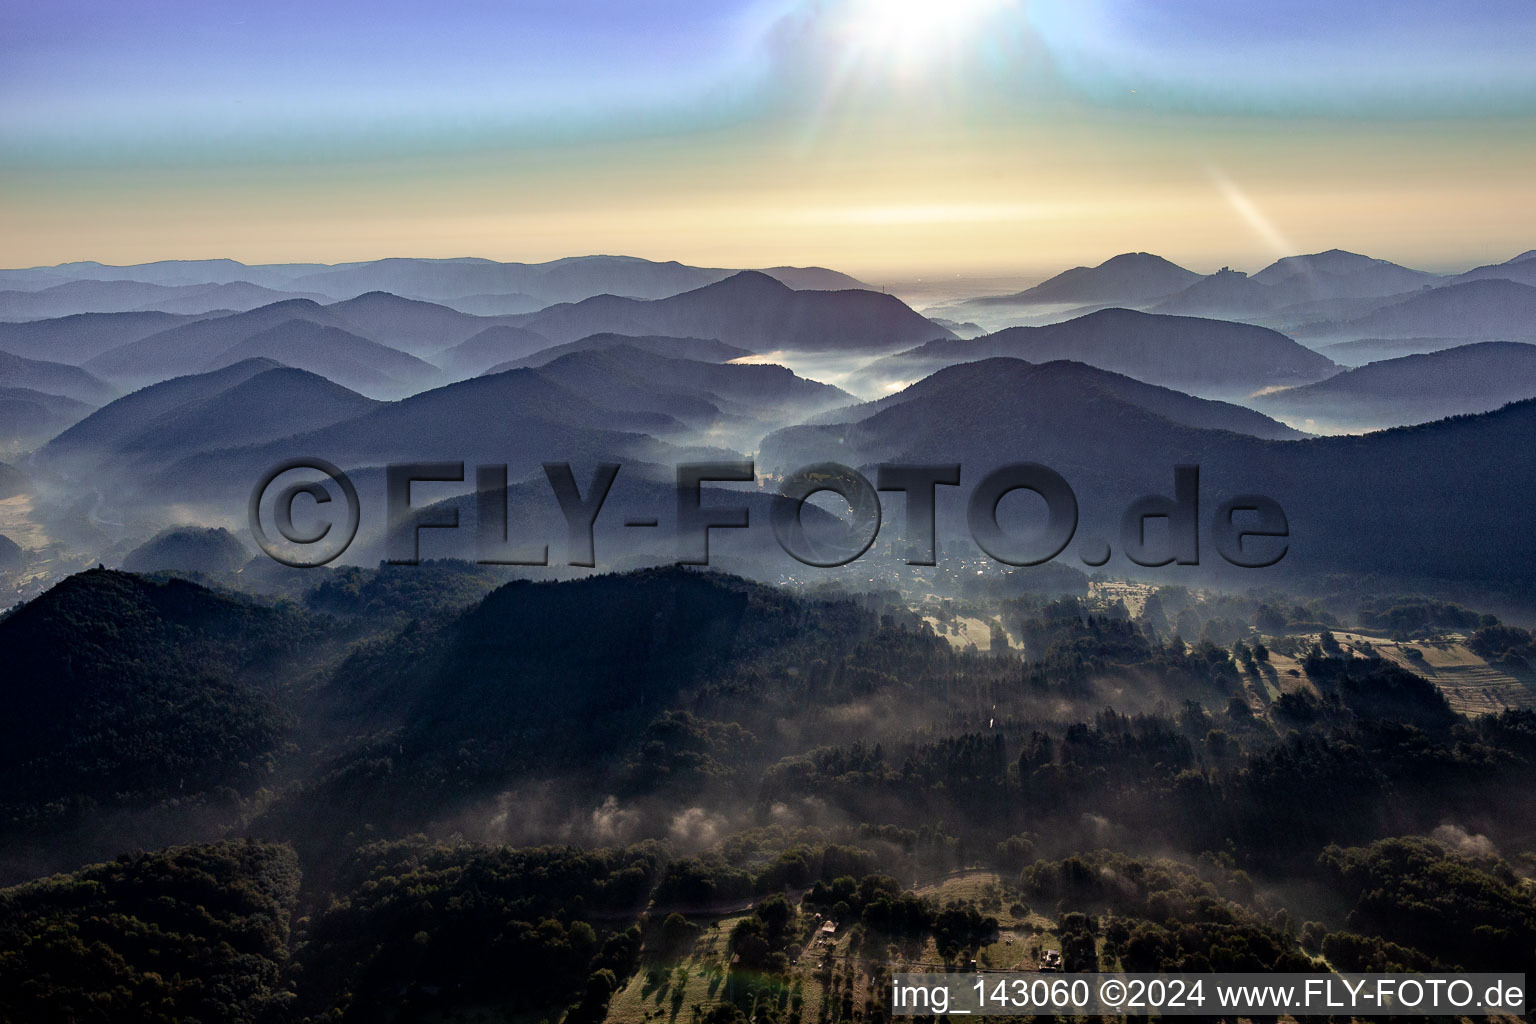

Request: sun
left=837, top=0, right=1014, bottom=66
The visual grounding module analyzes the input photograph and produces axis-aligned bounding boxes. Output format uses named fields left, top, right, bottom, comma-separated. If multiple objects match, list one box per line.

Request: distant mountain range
left=1251, top=342, right=1536, bottom=430
left=852, top=307, right=1336, bottom=398
left=10, top=249, right=1532, bottom=340
left=284, top=256, right=870, bottom=306
left=925, top=249, right=1536, bottom=335
left=0, top=279, right=332, bottom=320
left=0, top=255, right=871, bottom=311
left=2, top=274, right=938, bottom=397
left=115, top=357, right=748, bottom=504
left=928, top=250, right=1438, bottom=331
left=1148, top=251, right=1437, bottom=323
left=40, top=343, right=855, bottom=555
left=3, top=245, right=1533, bottom=594
left=9, top=246, right=1530, bottom=398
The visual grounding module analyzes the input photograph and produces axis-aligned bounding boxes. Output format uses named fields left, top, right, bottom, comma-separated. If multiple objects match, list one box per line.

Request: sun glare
left=839, top=0, right=1013, bottom=67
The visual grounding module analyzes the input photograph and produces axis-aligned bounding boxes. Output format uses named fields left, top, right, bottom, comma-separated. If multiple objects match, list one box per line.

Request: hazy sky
left=3, top=0, right=1534, bottom=277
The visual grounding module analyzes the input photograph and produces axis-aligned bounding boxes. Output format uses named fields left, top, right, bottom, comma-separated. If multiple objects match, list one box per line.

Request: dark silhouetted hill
left=490, top=332, right=751, bottom=372
left=0, top=570, right=317, bottom=815
left=304, top=567, right=869, bottom=816
left=753, top=265, right=868, bottom=290
left=1151, top=268, right=1278, bottom=317
left=151, top=368, right=727, bottom=503
left=514, top=271, right=948, bottom=351
left=1251, top=249, right=1440, bottom=297
left=138, top=365, right=383, bottom=455
left=859, top=307, right=1335, bottom=396
left=46, top=358, right=284, bottom=457
left=1252, top=342, right=1536, bottom=429
left=0, top=348, right=116, bottom=404
left=829, top=356, right=1306, bottom=442
left=324, top=291, right=511, bottom=356
left=43, top=360, right=381, bottom=471
left=122, top=525, right=251, bottom=575
left=528, top=344, right=851, bottom=424
left=765, top=359, right=1536, bottom=586
left=0, top=386, right=94, bottom=449
left=1297, top=279, right=1536, bottom=342
left=85, top=298, right=347, bottom=383
left=0, top=279, right=191, bottom=319
left=762, top=357, right=1308, bottom=477
left=435, top=291, right=544, bottom=315
left=1447, top=250, right=1536, bottom=288
left=438, top=324, right=554, bottom=376
left=0, top=310, right=213, bottom=364
left=1136, top=251, right=1437, bottom=323
left=1318, top=337, right=1464, bottom=365
left=969, top=253, right=1202, bottom=306
left=201, top=319, right=438, bottom=395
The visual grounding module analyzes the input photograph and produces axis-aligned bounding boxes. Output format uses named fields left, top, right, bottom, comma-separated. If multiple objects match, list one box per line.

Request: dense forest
left=2, top=561, right=1535, bottom=1021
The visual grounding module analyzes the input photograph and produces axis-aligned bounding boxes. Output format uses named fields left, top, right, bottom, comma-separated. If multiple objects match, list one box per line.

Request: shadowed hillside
left=854, top=307, right=1336, bottom=397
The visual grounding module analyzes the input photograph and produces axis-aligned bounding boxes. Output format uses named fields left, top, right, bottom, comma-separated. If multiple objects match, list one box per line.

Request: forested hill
left=2, top=563, right=1536, bottom=1021
left=0, top=570, right=324, bottom=823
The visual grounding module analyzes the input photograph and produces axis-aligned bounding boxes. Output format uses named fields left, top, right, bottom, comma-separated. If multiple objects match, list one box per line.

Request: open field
left=1088, top=580, right=1155, bottom=617
left=922, top=613, right=1008, bottom=652
left=1332, top=631, right=1536, bottom=715
left=607, top=915, right=748, bottom=1024
left=0, top=494, right=44, bottom=552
